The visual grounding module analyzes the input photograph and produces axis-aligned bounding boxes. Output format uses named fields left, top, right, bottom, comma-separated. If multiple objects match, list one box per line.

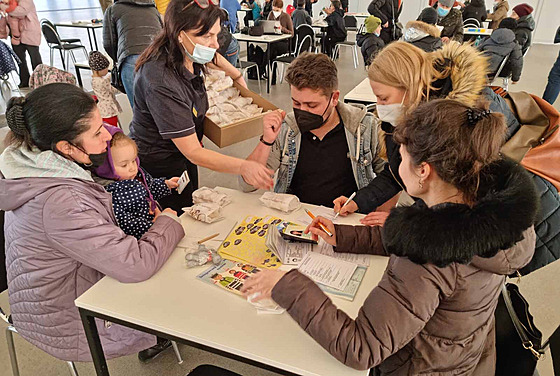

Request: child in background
left=89, top=51, right=121, bottom=127
left=94, top=125, right=180, bottom=239
left=0, top=0, right=22, bottom=45
left=356, top=16, right=385, bottom=66
left=403, top=7, right=442, bottom=52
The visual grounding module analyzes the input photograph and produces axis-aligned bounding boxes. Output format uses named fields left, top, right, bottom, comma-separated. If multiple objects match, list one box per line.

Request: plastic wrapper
left=183, top=202, right=224, bottom=223
left=259, top=192, right=301, bottom=213
left=192, top=187, right=232, bottom=207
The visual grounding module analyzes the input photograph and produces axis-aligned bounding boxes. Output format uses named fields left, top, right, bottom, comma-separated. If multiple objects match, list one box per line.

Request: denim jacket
left=240, top=102, right=385, bottom=193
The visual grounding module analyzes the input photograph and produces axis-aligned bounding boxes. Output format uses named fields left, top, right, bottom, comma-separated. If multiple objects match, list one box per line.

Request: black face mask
left=70, top=143, right=108, bottom=169
left=293, top=94, right=333, bottom=134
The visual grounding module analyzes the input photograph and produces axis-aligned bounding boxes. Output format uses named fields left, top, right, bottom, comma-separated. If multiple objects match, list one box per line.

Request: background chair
left=272, top=24, right=315, bottom=84
left=332, top=39, right=359, bottom=69
left=463, top=18, right=481, bottom=28
left=40, top=21, right=88, bottom=71
left=237, top=60, right=261, bottom=94
left=40, top=19, right=82, bottom=45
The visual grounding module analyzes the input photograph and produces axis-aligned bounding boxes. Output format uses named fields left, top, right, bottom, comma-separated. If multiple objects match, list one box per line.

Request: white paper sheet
left=298, top=252, right=358, bottom=291
left=314, top=239, right=370, bottom=267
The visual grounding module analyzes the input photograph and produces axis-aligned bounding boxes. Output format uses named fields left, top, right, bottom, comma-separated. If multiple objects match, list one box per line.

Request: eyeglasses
left=182, top=0, right=220, bottom=11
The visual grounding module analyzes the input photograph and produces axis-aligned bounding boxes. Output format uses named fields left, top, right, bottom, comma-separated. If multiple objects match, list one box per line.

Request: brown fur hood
left=405, top=20, right=441, bottom=39
left=429, top=42, right=490, bottom=106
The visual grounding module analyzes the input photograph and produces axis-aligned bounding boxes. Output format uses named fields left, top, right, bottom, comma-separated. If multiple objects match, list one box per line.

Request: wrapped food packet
left=259, top=192, right=301, bottom=213
left=184, top=202, right=224, bottom=223
left=184, top=244, right=222, bottom=268
left=192, top=187, right=232, bottom=207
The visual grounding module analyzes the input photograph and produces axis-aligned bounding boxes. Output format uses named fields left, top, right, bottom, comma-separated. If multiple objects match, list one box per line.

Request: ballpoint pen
left=305, top=208, right=333, bottom=237
left=334, top=191, right=356, bottom=219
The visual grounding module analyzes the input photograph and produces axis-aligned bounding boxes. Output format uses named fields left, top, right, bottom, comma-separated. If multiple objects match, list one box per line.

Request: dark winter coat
left=326, top=8, right=347, bottom=40
left=356, top=32, right=385, bottom=66
left=262, top=0, right=273, bottom=19
left=367, top=0, right=401, bottom=27
left=434, top=4, right=464, bottom=43
left=103, top=0, right=162, bottom=69
left=403, top=20, right=442, bottom=52
left=488, top=0, right=508, bottom=29
left=272, top=158, right=537, bottom=375
left=515, top=14, right=535, bottom=55
left=462, top=0, right=487, bottom=25
left=104, top=167, right=171, bottom=239
left=479, top=28, right=523, bottom=81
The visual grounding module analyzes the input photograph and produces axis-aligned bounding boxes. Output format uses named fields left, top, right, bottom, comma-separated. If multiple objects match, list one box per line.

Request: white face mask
left=376, top=103, right=404, bottom=126
left=273, top=11, right=282, bottom=18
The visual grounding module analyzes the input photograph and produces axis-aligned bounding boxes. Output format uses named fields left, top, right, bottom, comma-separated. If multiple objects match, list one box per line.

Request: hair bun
left=6, top=96, right=27, bottom=136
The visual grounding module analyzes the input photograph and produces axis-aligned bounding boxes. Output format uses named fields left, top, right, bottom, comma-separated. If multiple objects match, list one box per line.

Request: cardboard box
left=203, top=81, right=278, bottom=148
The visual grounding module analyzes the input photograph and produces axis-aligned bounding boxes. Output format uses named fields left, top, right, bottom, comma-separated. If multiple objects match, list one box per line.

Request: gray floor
left=1, top=1, right=560, bottom=376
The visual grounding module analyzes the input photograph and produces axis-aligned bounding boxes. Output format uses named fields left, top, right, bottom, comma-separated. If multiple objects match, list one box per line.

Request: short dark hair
left=331, top=0, right=342, bottom=9
left=273, top=0, right=283, bottom=8
left=5, top=83, right=96, bottom=151
left=285, top=52, right=338, bottom=96
left=394, top=99, right=506, bottom=204
left=136, top=0, right=224, bottom=73
left=498, top=17, right=517, bottom=30
left=297, top=0, right=305, bottom=7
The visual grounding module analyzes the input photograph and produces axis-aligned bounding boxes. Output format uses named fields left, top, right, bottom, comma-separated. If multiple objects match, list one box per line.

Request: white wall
left=307, top=0, right=557, bottom=44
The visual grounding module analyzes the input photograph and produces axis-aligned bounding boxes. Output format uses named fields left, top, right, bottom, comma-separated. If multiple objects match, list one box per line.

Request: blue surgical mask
left=437, top=6, right=450, bottom=17
left=182, top=33, right=216, bottom=65
left=374, top=32, right=380, bottom=37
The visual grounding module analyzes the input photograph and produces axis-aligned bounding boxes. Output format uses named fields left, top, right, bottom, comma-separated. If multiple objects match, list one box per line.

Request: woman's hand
left=441, top=37, right=450, bottom=44
left=305, top=216, right=337, bottom=246
left=262, top=110, right=285, bottom=144
left=241, top=160, right=274, bottom=190
left=333, top=195, right=358, bottom=216
left=241, top=269, right=287, bottom=301
left=360, top=211, right=389, bottom=227
left=165, top=177, right=180, bottom=190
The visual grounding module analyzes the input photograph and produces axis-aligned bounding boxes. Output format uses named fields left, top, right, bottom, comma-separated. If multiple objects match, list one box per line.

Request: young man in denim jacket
left=240, top=52, right=385, bottom=207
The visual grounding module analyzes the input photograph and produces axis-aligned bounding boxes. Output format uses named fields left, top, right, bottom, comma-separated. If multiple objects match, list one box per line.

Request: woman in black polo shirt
left=130, top=0, right=274, bottom=212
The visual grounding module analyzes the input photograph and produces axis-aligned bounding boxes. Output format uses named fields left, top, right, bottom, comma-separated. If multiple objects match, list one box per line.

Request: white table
left=233, top=33, right=293, bottom=94
left=345, top=12, right=369, bottom=18
left=344, top=77, right=377, bottom=106
left=76, top=187, right=389, bottom=376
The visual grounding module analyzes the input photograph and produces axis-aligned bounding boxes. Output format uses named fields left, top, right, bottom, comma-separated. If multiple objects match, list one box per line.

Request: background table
left=463, top=27, right=492, bottom=36
left=55, top=21, right=103, bottom=50
left=76, top=187, right=389, bottom=376
left=344, top=77, right=377, bottom=106
left=233, top=33, right=293, bottom=94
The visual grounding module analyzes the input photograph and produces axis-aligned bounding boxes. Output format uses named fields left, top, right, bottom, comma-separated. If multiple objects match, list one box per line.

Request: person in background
left=0, top=83, right=184, bottom=364
left=341, top=0, right=348, bottom=12
left=293, top=0, right=316, bottom=17
left=99, top=0, right=113, bottom=13
left=267, top=0, right=293, bottom=85
left=291, top=0, right=311, bottom=29
left=542, top=26, right=560, bottom=105
left=154, top=0, right=169, bottom=15
left=131, top=0, right=273, bottom=213
left=241, top=0, right=261, bottom=26
left=356, top=16, right=385, bottom=66
left=221, top=0, right=241, bottom=32
left=428, top=0, right=464, bottom=7
left=323, top=0, right=346, bottom=57
left=478, top=17, right=523, bottom=84
left=93, top=126, right=180, bottom=239
left=367, top=0, right=402, bottom=44
left=511, top=3, right=534, bottom=55
left=89, top=52, right=122, bottom=127
left=0, top=0, right=41, bottom=88
left=262, top=0, right=273, bottom=19
left=218, top=9, right=240, bottom=66
left=403, top=7, right=442, bottom=52
left=461, top=0, right=486, bottom=25
left=242, top=99, right=537, bottom=376
left=487, top=0, right=508, bottom=29
left=433, top=0, right=463, bottom=43
left=103, top=0, right=162, bottom=108
left=240, top=52, right=385, bottom=207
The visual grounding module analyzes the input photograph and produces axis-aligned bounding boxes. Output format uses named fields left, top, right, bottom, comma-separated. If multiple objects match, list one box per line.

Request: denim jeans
left=543, top=51, right=560, bottom=105
left=120, top=54, right=139, bottom=108
left=224, top=37, right=240, bottom=67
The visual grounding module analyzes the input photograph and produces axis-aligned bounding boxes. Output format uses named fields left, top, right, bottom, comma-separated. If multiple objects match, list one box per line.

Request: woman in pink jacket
left=0, top=0, right=42, bottom=87
left=0, top=83, right=185, bottom=361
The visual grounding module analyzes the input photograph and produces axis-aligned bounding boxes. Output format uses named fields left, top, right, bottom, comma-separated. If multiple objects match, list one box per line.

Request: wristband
left=260, top=135, right=274, bottom=146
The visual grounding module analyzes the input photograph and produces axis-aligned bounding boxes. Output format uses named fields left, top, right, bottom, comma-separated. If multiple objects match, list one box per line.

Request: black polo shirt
left=130, top=57, right=208, bottom=161
left=288, top=121, right=358, bottom=207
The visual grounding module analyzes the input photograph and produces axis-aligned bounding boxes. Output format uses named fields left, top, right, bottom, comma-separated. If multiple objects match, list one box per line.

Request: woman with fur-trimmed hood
left=403, top=7, right=442, bottom=52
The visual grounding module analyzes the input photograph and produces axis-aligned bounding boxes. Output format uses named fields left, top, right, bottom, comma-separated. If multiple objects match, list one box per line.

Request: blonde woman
left=333, top=41, right=516, bottom=225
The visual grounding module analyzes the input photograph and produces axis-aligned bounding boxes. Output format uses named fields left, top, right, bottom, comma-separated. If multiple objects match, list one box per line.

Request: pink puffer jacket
left=7, top=0, right=41, bottom=46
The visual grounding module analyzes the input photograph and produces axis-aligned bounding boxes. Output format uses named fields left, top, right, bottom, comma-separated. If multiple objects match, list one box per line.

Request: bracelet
left=260, top=135, right=274, bottom=146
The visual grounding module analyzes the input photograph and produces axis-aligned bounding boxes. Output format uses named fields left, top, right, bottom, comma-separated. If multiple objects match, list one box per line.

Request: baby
left=89, top=51, right=121, bottom=127
left=0, top=0, right=22, bottom=45
left=94, top=125, right=180, bottom=239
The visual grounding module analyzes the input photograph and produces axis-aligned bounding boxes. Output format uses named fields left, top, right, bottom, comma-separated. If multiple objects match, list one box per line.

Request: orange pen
left=304, top=209, right=333, bottom=237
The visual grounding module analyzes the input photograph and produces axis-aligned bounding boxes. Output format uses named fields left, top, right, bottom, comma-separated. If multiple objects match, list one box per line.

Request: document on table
left=297, top=206, right=339, bottom=225
left=298, top=252, right=358, bottom=291
left=315, top=239, right=370, bottom=267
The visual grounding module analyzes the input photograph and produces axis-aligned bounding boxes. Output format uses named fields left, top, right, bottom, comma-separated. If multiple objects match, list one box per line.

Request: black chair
left=272, top=24, right=315, bottom=84
left=344, top=15, right=358, bottom=32
left=41, top=22, right=88, bottom=71
left=40, top=19, right=81, bottom=44
left=463, top=18, right=481, bottom=28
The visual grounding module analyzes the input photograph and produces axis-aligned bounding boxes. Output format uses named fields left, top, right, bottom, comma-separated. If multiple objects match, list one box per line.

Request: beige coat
left=488, top=0, right=509, bottom=29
